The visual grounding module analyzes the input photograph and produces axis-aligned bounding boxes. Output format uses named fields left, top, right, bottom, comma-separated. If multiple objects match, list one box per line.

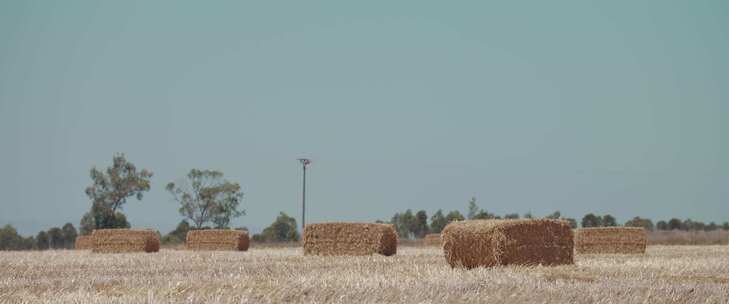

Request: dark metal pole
left=302, top=163, right=306, bottom=232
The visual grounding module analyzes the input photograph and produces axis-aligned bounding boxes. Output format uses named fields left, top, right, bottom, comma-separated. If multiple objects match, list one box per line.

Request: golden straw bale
left=304, top=223, right=397, bottom=256
left=91, top=229, right=160, bottom=253
left=442, top=219, right=574, bottom=269
left=574, top=227, right=647, bottom=254
left=186, top=229, right=249, bottom=251
left=74, top=235, right=94, bottom=250
left=423, top=234, right=441, bottom=246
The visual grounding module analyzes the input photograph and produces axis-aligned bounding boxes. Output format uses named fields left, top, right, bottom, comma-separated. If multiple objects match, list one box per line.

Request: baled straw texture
left=442, top=219, right=574, bottom=269
left=74, top=235, right=94, bottom=250
left=92, top=229, right=160, bottom=253
left=574, top=227, right=647, bottom=254
left=423, top=234, right=441, bottom=246
left=304, top=223, right=397, bottom=256
left=186, top=229, right=249, bottom=251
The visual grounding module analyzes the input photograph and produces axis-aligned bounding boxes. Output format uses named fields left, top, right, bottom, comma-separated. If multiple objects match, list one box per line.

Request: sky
left=0, top=1, right=727, bottom=236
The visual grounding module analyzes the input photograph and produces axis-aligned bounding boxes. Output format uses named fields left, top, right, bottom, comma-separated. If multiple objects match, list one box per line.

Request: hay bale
left=574, top=227, right=647, bottom=254
left=304, top=223, right=397, bottom=256
left=442, top=219, right=574, bottom=268
left=186, top=229, right=249, bottom=251
left=74, top=235, right=94, bottom=250
left=91, top=229, right=160, bottom=253
left=423, top=233, right=441, bottom=246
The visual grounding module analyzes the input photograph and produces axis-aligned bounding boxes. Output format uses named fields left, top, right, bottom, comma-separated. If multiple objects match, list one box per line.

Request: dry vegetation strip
left=1, top=246, right=728, bottom=303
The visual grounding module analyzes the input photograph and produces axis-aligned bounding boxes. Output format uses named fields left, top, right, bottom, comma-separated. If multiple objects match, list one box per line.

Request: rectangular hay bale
left=186, top=229, right=249, bottom=251
left=74, top=235, right=94, bottom=250
left=92, top=229, right=160, bottom=253
left=442, top=219, right=574, bottom=268
left=423, top=233, right=441, bottom=246
left=304, top=222, right=397, bottom=256
left=574, top=227, right=647, bottom=254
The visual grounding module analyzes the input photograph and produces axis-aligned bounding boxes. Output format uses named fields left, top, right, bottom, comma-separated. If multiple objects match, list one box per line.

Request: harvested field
left=91, top=229, right=160, bottom=253
left=575, top=227, right=647, bottom=254
left=1, top=246, right=728, bottom=303
left=442, top=219, right=573, bottom=268
left=186, top=229, right=249, bottom=251
left=423, top=233, right=441, bottom=246
left=74, top=235, right=94, bottom=250
left=304, top=222, right=397, bottom=256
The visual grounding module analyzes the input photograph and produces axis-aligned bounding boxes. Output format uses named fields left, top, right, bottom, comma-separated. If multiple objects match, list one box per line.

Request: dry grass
left=1, top=246, right=728, bottom=303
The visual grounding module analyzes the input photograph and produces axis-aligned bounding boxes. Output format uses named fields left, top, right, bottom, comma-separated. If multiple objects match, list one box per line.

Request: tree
left=36, top=231, right=49, bottom=250
left=80, top=202, right=131, bottom=234
left=85, top=154, right=153, bottom=213
left=391, top=210, right=416, bottom=239
left=411, top=210, right=429, bottom=238
left=430, top=210, right=448, bottom=233
left=667, top=218, right=682, bottom=230
left=445, top=210, right=465, bottom=223
left=472, top=209, right=498, bottom=220
left=523, top=212, right=533, bottom=219
left=255, top=212, right=299, bottom=242
left=545, top=211, right=561, bottom=219
left=707, top=222, right=718, bottom=231
left=166, top=169, right=245, bottom=229
left=467, top=197, right=479, bottom=220
left=504, top=213, right=520, bottom=219
left=602, top=214, right=618, bottom=227
left=61, top=223, right=78, bottom=249
left=0, top=225, right=23, bottom=250
left=581, top=213, right=602, bottom=228
left=723, top=222, right=729, bottom=230
left=563, top=218, right=578, bottom=229
left=162, top=220, right=191, bottom=245
left=624, top=217, right=654, bottom=231
left=48, top=227, right=64, bottom=249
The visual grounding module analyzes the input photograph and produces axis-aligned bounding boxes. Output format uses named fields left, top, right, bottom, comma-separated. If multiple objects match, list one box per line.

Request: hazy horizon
left=1, top=1, right=727, bottom=236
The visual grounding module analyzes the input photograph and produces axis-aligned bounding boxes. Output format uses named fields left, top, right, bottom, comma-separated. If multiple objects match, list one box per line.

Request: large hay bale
left=74, top=235, right=94, bottom=250
left=91, top=229, right=160, bottom=253
left=442, top=219, right=574, bottom=268
left=304, top=223, right=397, bottom=256
left=186, top=229, right=249, bottom=251
left=423, top=233, right=441, bottom=246
left=574, top=227, right=647, bottom=254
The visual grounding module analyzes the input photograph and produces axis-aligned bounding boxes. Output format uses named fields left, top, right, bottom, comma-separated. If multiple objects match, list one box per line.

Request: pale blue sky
left=1, top=1, right=727, bottom=235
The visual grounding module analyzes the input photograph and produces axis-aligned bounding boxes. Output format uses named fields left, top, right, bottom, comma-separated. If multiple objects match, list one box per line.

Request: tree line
left=0, top=223, right=77, bottom=251
left=386, top=197, right=729, bottom=240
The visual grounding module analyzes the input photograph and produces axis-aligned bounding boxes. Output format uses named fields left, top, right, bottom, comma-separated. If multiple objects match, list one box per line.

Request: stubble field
left=1, top=246, right=728, bottom=303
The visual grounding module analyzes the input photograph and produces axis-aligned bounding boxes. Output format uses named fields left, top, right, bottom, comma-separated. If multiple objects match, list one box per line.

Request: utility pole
left=297, top=158, right=311, bottom=232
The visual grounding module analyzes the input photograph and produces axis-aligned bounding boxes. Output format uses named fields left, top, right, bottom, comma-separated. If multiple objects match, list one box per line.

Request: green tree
left=602, top=214, right=618, bottom=227
left=563, top=218, right=578, bottom=229
left=256, top=212, right=299, bottom=242
left=429, top=210, right=448, bottom=233
left=467, top=197, right=479, bottom=220
left=411, top=210, right=429, bottom=238
left=722, top=222, right=729, bottom=230
left=581, top=213, right=602, bottom=228
left=0, top=225, right=23, bottom=250
left=504, top=213, right=520, bottom=219
left=80, top=202, right=131, bottom=235
left=624, top=217, right=654, bottom=231
left=656, top=220, right=668, bottom=230
left=445, top=210, right=465, bottom=223
left=545, top=211, right=561, bottom=219
left=166, top=169, right=245, bottom=229
left=47, top=227, right=64, bottom=249
left=391, top=210, right=416, bottom=239
left=35, top=231, right=49, bottom=250
left=85, top=154, right=153, bottom=213
left=61, top=223, right=78, bottom=249
left=162, top=220, right=191, bottom=245
left=668, top=218, right=682, bottom=230
left=523, top=212, right=533, bottom=219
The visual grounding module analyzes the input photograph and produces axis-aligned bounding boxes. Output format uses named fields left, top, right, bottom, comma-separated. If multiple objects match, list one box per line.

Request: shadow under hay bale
left=92, top=229, right=160, bottom=253
left=442, top=219, right=574, bottom=269
left=304, top=223, right=397, bottom=256
left=74, top=235, right=94, bottom=250
left=186, top=229, right=249, bottom=251
left=574, top=227, right=647, bottom=254
left=423, top=233, right=441, bottom=246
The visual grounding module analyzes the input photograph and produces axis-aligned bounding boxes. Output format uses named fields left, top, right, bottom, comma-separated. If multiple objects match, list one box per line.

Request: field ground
left=1, top=246, right=728, bottom=303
